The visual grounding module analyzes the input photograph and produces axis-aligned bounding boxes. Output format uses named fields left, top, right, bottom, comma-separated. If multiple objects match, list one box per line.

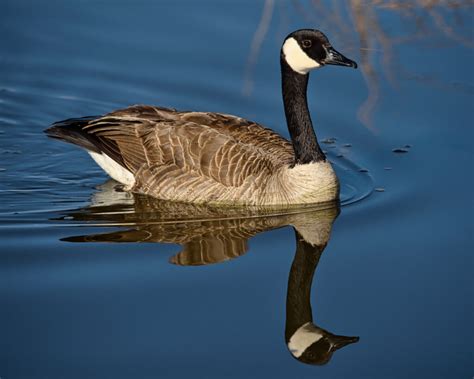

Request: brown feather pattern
left=79, top=105, right=295, bottom=203
left=48, top=105, right=338, bottom=205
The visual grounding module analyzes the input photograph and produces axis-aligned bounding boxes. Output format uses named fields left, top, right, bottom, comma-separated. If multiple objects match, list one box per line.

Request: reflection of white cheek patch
left=282, top=38, right=321, bottom=74
left=288, top=322, right=323, bottom=358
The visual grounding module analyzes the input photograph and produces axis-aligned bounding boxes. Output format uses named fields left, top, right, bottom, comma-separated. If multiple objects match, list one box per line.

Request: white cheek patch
left=282, top=37, right=321, bottom=74
left=287, top=322, right=324, bottom=358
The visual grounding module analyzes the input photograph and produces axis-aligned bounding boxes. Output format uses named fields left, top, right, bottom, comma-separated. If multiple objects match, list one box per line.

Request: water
left=1, top=1, right=473, bottom=378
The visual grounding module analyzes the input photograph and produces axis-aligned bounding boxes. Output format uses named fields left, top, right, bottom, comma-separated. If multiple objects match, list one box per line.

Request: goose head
left=281, top=29, right=357, bottom=75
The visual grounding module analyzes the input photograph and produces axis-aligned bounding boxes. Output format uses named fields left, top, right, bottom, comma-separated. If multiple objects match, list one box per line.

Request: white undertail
left=88, top=151, right=135, bottom=188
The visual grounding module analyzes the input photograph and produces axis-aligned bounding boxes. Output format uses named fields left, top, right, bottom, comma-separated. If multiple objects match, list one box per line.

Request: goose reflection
left=59, top=181, right=334, bottom=266
left=58, top=180, right=359, bottom=363
left=287, top=228, right=359, bottom=364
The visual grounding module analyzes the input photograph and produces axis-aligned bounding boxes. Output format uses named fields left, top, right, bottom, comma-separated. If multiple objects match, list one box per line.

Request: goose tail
left=44, top=116, right=100, bottom=153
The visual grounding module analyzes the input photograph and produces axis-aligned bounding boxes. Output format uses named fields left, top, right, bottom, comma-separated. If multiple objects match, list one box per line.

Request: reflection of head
left=288, top=322, right=359, bottom=365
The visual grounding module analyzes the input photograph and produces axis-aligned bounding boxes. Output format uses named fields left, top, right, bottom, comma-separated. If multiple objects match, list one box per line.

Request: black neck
left=281, top=57, right=325, bottom=164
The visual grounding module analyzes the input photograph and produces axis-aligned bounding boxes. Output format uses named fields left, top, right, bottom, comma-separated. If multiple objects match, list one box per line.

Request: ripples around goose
left=53, top=152, right=373, bottom=234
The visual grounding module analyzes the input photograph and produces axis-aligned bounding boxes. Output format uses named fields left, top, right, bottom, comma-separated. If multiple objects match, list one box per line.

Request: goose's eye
left=302, top=40, right=312, bottom=48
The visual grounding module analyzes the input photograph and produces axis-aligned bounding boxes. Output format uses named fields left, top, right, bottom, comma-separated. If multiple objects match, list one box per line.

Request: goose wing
left=48, top=105, right=294, bottom=199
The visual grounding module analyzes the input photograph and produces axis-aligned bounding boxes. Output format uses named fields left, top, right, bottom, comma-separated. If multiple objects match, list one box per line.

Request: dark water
left=1, top=1, right=473, bottom=378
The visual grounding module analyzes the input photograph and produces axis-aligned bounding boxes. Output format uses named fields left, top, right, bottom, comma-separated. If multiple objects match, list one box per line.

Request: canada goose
left=46, top=29, right=357, bottom=205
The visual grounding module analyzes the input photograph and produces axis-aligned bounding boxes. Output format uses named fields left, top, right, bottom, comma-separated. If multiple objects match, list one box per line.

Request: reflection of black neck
left=285, top=228, right=326, bottom=341
left=281, top=56, right=325, bottom=164
left=285, top=227, right=359, bottom=365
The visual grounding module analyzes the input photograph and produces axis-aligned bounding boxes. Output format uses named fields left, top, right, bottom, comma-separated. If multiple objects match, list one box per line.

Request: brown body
left=46, top=105, right=338, bottom=205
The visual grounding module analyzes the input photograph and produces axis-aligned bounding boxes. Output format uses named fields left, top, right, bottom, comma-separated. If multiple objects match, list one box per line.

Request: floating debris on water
left=404, top=144, right=412, bottom=148
left=343, top=143, right=352, bottom=147
left=375, top=187, right=385, bottom=192
left=0, top=168, right=6, bottom=172
left=322, top=137, right=337, bottom=144
left=392, top=147, right=409, bottom=153
left=384, top=167, right=392, bottom=171
left=359, top=168, right=369, bottom=173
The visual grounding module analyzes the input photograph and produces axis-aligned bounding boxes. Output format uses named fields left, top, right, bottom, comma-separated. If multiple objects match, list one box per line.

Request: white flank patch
left=288, top=322, right=324, bottom=358
left=88, top=151, right=135, bottom=188
left=282, top=37, right=321, bottom=74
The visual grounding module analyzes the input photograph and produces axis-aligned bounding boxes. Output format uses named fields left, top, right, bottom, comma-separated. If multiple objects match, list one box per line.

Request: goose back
left=47, top=105, right=299, bottom=204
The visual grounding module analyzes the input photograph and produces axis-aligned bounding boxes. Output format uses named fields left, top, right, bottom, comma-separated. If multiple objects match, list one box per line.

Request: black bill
left=323, top=46, right=358, bottom=68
